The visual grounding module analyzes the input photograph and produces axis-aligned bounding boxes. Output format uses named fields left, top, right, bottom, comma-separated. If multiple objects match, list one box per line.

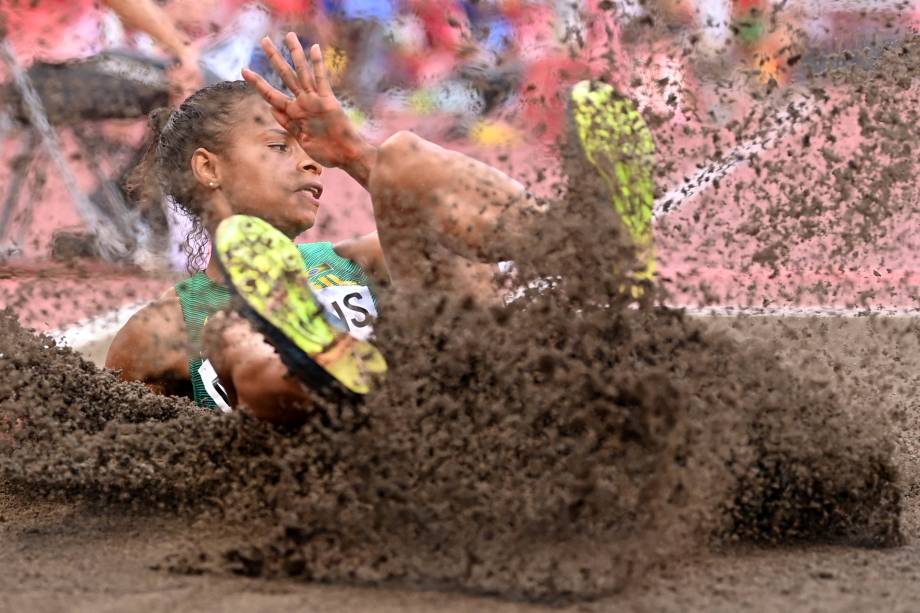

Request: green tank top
left=175, top=241, right=378, bottom=409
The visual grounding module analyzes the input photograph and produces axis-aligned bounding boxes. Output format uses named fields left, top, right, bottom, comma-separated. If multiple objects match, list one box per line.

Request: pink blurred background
left=2, top=0, right=919, bottom=331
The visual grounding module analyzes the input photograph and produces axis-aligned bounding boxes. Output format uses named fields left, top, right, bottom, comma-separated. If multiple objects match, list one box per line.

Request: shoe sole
left=215, top=215, right=387, bottom=397
left=567, top=80, right=657, bottom=290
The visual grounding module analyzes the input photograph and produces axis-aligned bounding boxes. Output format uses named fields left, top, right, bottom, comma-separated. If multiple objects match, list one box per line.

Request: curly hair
left=126, top=81, right=259, bottom=273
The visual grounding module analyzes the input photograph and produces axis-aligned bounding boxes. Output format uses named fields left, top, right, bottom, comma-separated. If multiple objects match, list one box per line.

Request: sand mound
left=0, top=290, right=901, bottom=601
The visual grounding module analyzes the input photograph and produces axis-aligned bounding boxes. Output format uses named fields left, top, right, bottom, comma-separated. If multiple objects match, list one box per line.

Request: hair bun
left=148, top=107, right=174, bottom=138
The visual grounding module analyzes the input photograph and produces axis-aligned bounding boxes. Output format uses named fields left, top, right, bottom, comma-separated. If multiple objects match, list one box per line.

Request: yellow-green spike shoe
left=567, top=80, right=657, bottom=296
left=215, top=215, right=387, bottom=396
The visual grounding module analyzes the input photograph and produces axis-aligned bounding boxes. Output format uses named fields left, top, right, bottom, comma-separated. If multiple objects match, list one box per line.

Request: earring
left=209, top=182, right=218, bottom=189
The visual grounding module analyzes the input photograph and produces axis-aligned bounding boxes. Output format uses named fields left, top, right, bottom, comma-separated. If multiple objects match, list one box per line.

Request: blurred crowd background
left=0, top=0, right=918, bottom=271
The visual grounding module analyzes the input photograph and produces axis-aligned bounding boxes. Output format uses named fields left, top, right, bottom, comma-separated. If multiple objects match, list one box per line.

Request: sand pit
left=1, top=294, right=915, bottom=608
left=1, top=309, right=920, bottom=611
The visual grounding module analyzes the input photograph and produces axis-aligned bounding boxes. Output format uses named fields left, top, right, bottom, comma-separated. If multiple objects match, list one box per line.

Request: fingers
left=309, top=44, right=333, bottom=96
left=241, top=68, right=291, bottom=114
left=285, top=32, right=316, bottom=94
left=259, top=36, right=303, bottom=96
left=270, top=108, right=290, bottom=131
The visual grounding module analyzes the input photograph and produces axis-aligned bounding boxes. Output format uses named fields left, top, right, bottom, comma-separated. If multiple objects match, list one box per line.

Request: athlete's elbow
left=105, top=338, right=135, bottom=380
left=105, top=334, right=161, bottom=387
left=379, top=130, right=424, bottom=159
left=373, top=131, right=438, bottom=198
left=105, top=352, right=146, bottom=387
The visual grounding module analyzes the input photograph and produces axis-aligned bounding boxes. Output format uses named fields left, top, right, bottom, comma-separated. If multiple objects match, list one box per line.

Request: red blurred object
left=409, top=0, right=469, bottom=53
left=260, top=0, right=314, bottom=16
left=515, top=0, right=628, bottom=144
left=519, top=54, right=591, bottom=143
left=733, top=0, right=767, bottom=15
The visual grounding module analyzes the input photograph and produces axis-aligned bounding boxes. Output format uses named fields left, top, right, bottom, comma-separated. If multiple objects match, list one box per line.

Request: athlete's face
left=213, top=97, right=324, bottom=237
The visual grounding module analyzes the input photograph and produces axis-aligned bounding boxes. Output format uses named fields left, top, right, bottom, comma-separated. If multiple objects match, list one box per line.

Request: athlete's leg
left=561, top=80, right=657, bottom=300
left=565, top=81, right=655, bottom=274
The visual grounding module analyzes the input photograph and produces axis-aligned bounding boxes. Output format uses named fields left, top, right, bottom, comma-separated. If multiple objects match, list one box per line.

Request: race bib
left=198, top=358, right=232, bottom=413
left=313, top=284, right=377, bottom=341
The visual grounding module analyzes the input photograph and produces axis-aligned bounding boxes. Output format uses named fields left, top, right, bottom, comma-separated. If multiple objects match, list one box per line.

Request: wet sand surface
left=5, top=504, right=920, bottom=613
left=6, top=505, right=920, bottom=613
left=3, top=313, right=920, bottom=613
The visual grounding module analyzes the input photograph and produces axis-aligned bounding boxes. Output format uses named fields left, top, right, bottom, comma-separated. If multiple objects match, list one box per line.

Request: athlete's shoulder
left=332, top=234, right=373, bottom=260
left=332, top=232, right=387, bottom=283
left=296, top=240, right=333, bottom=259
left=105, top=290, right=188, bottom=391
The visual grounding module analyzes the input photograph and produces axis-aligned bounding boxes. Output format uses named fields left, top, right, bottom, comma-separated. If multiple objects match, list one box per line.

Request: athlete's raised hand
left=242, top=33, right=365, bottom=169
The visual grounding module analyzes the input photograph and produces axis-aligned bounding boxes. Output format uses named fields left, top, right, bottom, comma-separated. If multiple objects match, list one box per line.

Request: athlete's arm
left=333, top=232, right=389, bottom=285
left=244, top=34, right=538, bottom=263
left=105, top=291, right=191, bottom=396
left=371, top=131, right=535, bottom=263
left=202, top=311, right=314, bottom=424
left=103, top=0, right=192, bottom=58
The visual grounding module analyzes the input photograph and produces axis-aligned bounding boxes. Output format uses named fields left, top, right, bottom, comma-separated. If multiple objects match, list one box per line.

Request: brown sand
left=2, top=313, right=920, bottom=612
